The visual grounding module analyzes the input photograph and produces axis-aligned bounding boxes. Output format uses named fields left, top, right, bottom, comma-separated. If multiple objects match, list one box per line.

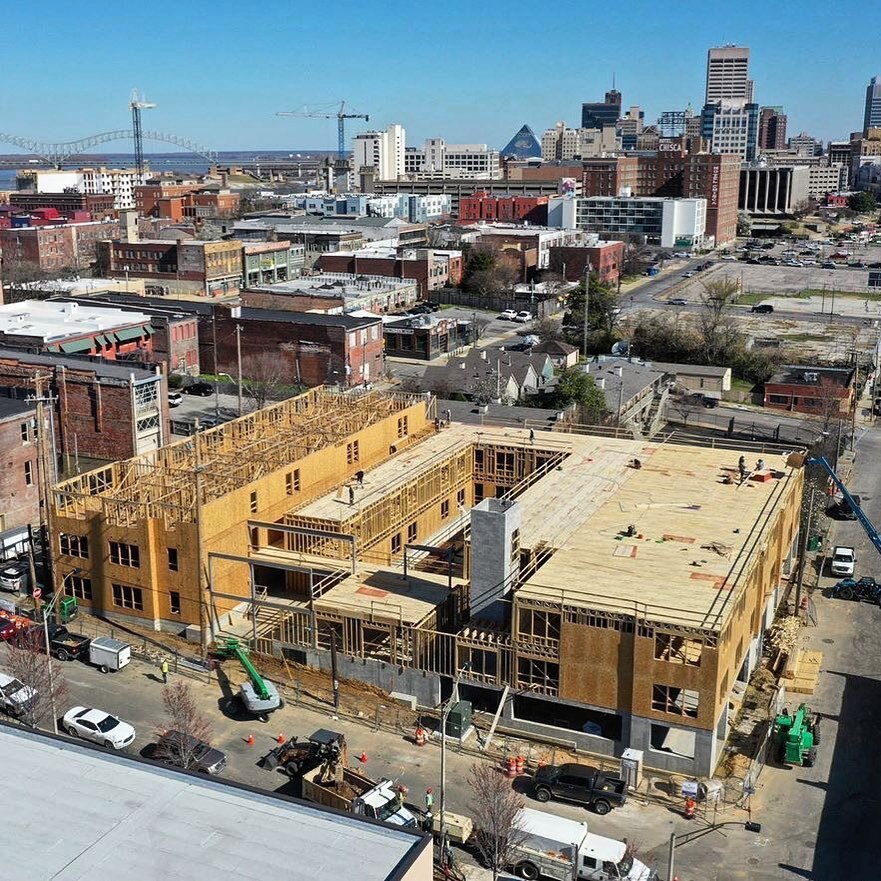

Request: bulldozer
left=772, top=703, right=821, bottom=767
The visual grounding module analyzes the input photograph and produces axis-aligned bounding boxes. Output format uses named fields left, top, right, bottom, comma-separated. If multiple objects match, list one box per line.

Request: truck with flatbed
left=532, top=764, right=627, bottom=815
left=43, top=623, right=90, bottom=661
left=301, top=761, right=418, bottom=827
left=506, top=808, right=656, bottom=880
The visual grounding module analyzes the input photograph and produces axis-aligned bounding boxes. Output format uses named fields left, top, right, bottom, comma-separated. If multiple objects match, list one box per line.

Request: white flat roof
left=0, top=299, right=149, bottom=342
left=0, top=726, right=426, bottom=881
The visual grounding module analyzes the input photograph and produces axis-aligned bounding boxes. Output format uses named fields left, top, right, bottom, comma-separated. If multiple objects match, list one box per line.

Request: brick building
left=316, top=248, right=463, bottom=297
left=0, top=398, right=39, bottom=531
left=0, top=299, right=154, bottom=361
left=96, top=238, right=244, bottom=297
left=581, top=152, right=741, bottom=246
left=0, top=220, right=120, bottom=272
left=8, top=192, right=116, bottom=222
left=242, top=241, right=306, bottom=287
left=53, top=295, right=201, bottom=376
left=0, top=348, right=168, bottom=459
left=384, top=314, right=471, bottom=360
left=549, top=241, right=625, bottom=285
left=102, top=296, right=384, bottom=387
left=458, top=191, right=549, bottom=225
left=763, top=365, right=855, bottom=416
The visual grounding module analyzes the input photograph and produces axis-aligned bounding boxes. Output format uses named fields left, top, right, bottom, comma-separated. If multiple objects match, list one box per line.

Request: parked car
left=498, top=309, right=518, bottom=321
left=184, top=381, right=214, bottom=397
left=62, top=706, right=136, bottom=749
left=152, top=729, right=228, bottom=774
left=39, top=623, right=91, bottom=662
left=512, top=311, right=533, bottom=323
left=682, top=271, right=695, bottom=278
left=0, top=612, right=29, bottom=641
left=751, top=304, right=774, bottom=313
left=0, top=671, right=36, bottom=719
left=668, top=298, right=688, bottom=306
left=721, top=255, right=738, bottom=261
left=830, top=546, right=856, bottom=577
left=821, top=261, right=836, bottom=269
left=532, top=763, right=627, bottom=815
left=168, top=391, right=183, bottom=407
left=0, top=561, right=28, bottom=593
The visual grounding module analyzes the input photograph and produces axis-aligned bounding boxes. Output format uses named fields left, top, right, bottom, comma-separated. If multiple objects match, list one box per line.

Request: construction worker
left=425, top=788, right=434, bottom=813
left=355, top=469, right=365, bottom=487
left=348, top=485, right=355, bottom=506
left=160, top=658, right=169, bottom=684
left=529, top=428, right=535, bottom=444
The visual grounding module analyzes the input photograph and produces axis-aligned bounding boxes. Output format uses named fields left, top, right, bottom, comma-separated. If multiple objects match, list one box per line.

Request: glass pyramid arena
left=500, top=124, right=542, bottom=159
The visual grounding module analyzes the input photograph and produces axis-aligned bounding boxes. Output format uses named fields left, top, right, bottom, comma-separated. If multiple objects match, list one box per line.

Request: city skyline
left=0, top=0, right=877, bottom=152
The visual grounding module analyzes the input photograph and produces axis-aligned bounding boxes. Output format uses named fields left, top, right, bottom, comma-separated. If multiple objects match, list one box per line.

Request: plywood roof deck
left=293, top=423, right=476, bottom=523
left=517, top=442, right=796, bottom=632
left=247, top=546, right=460, bottom=627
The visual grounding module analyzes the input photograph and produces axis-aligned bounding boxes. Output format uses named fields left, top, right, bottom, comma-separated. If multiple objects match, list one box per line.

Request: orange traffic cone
left=245, top=734, right=254, bottom=746
left=276, top=733, right=285, bottom=744
left=358, top=751, right=368, bottom=763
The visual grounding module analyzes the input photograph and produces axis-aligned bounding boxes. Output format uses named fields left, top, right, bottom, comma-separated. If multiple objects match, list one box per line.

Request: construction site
left=50, top=387, right=803, bottom=776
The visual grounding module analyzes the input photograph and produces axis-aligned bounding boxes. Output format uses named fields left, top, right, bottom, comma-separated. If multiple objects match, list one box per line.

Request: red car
left=0, top=612, right=30, bottom=641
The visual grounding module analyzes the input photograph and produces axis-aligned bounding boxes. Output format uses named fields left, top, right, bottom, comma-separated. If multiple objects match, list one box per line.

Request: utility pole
left=28, top=372, right=58, bottom=602
left=794, top=487, right=816, bottom=616
left=329, top=626, right=340, bottom=711
left=235, top=323, right=243, bottom=417
left=667, top=832, right=675, bottom=881
left=581, top=262, right=591, bottom=359
left=439, top=662, right=470, bottom=869
left=212, top=307, right=220, bottom=421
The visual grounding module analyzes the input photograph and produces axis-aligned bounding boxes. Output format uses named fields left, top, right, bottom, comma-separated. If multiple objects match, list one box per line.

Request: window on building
left=167, top=547, right=179, bottom=572
left=63, top=573, right=92, bottom=601
left=440, top=499, right=450, bottom=519
left=516, top=657, right=560, bottom=694
left=286, top=472, right=294, bottom=495
left=654, top=633, right=703, bottom=666
left=250, top=491, right=258, bottom=514
left=24, top=460, right=33, bottom=486
left=109, top=541, right=140, bottom=568
left=397, top=416, right=408, bottom=438
left=169, top=591, right=181, bottom=615
left=407, top=522, right=417, bottom=544
left=651, top=685, right=699, bottom=718
left=391, top=532, right=402, bottom=555
left=59, top=533, right=89, bottom=559
left=19, top=422, right=29, bottom=443
left=518, top=608, right=561, bottom=643
left=346, top=440, right=360, bottom=464
left=112, top=583, right=144, bottom=611
left=456, top=488, right=466, bottom=508
left=474, top=482, right=484, bottom=502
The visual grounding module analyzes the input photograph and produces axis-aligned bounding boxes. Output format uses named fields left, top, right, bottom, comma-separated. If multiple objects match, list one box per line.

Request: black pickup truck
left=43, top=623, right=90, bottom=661
left=532, top=763, right=627, bottom=815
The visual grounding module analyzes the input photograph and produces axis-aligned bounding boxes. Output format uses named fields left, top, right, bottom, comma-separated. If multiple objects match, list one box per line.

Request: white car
left=498, top=310, right=517, bottom=321
left=63, top=706, right=136, bottom=749
left=721, top=255, right=738, bottom=261
left=830, top=546, right=856, bottom=578
left=512, top=311, right=534, bottom=323
left=0, top=672, right=36, bottom=719
left=167, top=391, right=183, bottom=407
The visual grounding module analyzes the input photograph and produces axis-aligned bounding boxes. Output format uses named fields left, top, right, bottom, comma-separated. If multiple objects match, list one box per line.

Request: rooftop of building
left=0, top=345, right=157, bottom=382
left=0, top=397, right=35, bottom=422
left=247, top=273, right=416, bottom=296
left=767, top=365, right=855, bottom=387
left=287, top=420, right=796, bottom=632
left=0, top=300, right=150, bottom=342
left=0, top=725, right=427, bottom=881
left=585, top=356, right=665, bottom=405
left=650, top=361, right=732, bottom=378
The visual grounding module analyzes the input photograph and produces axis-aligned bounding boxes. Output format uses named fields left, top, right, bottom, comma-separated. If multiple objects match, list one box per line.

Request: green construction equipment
left=214, top=637, right=282, bottom=720
left=772, top=703, right=820, bottom=767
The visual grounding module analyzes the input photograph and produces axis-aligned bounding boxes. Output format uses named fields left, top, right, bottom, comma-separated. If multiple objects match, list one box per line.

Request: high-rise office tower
left=758, top=106, right=787, bottom=150
left=581, top=89, right=623, bottom=130
left=705, top=45, right=753, bottom=104
left=864, top=76, right=881, bottom=134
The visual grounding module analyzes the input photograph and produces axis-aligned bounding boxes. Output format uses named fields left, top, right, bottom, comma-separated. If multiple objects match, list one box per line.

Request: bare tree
left=5, top=627, right=69, bottom=729
left=697, top=278, right=742, bottom=365
left=154, top=680, right=213, bottom=769
left=468, top=762, right=528, bottom=881
left=668, top=393, right=697, bottom=426
left=242, top=352, right=288, bottom=411
left=529, top=316, right=564, bottom=344
left=470, top=315, right=492, bottom=343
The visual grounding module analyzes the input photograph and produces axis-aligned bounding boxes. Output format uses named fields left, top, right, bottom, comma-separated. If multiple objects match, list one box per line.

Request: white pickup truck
left=830, top=546, right=856, bottom=577
left=508, top=808, right=656, bottom=881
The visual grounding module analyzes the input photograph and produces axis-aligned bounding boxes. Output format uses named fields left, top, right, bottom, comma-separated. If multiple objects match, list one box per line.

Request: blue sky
left=0, top=0, right=875, bottom=152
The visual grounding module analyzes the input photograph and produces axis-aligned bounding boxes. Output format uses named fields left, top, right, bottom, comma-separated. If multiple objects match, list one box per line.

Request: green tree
left=562, top=275, right=621, bottom=354
left=554, top=368, right=608, bottom=422
left=461, top=251, right=518, bottom=297
left=848, top=191, right=877, bottom=214
left=737, top=211, right=752, bottom=236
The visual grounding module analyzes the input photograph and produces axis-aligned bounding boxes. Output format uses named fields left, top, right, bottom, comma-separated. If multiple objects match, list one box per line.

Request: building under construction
left=51, top=389, right=803, bottom=775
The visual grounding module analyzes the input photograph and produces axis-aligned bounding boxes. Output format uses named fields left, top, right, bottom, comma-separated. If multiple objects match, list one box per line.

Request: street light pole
left=41, top=589, right=66, bottom=736
left=439, top=662, right=470, bottom=867
left=235, top=323, right=243, bottom=417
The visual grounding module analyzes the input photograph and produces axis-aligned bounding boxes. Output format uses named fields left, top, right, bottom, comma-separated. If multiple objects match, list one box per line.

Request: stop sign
left=32, top=587, right=42, bottom=600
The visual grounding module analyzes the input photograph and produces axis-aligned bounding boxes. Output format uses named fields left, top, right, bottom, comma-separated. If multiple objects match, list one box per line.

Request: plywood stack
left=783, top=648, right=823, bottom=695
